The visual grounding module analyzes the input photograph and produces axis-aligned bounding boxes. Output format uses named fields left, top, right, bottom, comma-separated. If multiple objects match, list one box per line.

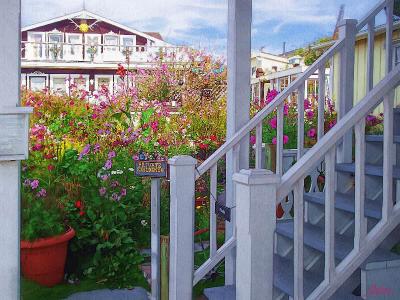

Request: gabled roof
left=22, top=10, right=171, bottom=46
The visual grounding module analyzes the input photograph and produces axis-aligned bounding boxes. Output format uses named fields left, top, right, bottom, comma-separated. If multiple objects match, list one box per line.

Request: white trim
left=94, top=74, right=114, bottom=92
left=22, top=10, right=170, bottom=46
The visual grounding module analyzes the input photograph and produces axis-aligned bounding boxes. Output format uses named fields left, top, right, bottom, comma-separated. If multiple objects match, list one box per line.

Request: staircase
left=167, top=0, right=400, bottom=299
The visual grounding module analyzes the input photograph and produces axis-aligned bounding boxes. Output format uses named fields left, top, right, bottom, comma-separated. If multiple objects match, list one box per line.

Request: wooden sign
left=134, top=160, right=168, bottom=178
left=215, top=200, right=231, bottom=222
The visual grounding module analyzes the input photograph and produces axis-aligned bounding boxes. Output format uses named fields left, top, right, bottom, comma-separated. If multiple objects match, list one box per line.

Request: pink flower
left=307, top=128, right=317, bottom=138
left=284, top=104, right=289, bottom=116
left=36, top=188, right=47, bottom=198
left=269, top=117, right=277, bottom=129
left=120, top=188, right=127, bottom=197
left=30, top=179, right=39, bottom=190
left=132, top=155, right=139, bottom=161
left=283, top=135, right=289, bottom=144
left=111, top=180, right=120, bottom=188
left=304, top=99, right=311, bottom=110
left=250, top=135, right=256, bottom=145
left=150, top=121, right=159, bottom=131
left=272, top=135, right=289, bottom=145
left=99, top=187, right=107, bottom=196
left=306, top=110, right=314, bottom=119
left=101, top=175, right=109, bottom=181
left=32, top=144, right=43, bottom=151
left=111, top=193, right=120, bottom=201
left=23, top=179, right=31, bottom=187
left=93, top=144, right=100, bottom=153
left=104, top=159, right=112, bottom=170
left=266, top=89, right=278, bottom=104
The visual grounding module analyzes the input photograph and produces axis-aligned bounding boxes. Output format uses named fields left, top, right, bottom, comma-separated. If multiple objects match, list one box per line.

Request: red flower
left=210, top=135, right=217, bottom=142
left=79, top=211, right=85, bottom=216
left=44, top=153, right=54, bottom=159
left=199, top=143, right=209, bottom=150
left=47, top=164, right=55, bottom=171
left=116, top=64, right=127, bottom=78
left=75, top=200, right=83, bottom=209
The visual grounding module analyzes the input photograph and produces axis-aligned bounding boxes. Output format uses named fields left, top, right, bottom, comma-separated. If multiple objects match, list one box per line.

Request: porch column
left=0, top=0, right=22, bottom=299
left=226, top=0, right=252, bottom=285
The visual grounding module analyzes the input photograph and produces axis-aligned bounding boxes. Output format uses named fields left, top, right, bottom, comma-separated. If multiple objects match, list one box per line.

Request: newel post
left=233, top=169, right=280, bottom=300
left=337, top=19, right=357, bottom=163
left=168, top=155, right=197, bottom=300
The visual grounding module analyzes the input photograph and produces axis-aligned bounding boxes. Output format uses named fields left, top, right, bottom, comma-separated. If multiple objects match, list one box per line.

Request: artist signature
left=368, top=284, right=394, bottom=296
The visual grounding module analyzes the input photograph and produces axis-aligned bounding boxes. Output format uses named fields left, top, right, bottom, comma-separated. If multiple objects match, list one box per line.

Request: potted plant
left=21, top=181, right=75, bottom=287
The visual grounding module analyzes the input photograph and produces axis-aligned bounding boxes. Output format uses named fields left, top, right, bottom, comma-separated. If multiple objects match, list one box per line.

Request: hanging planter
left=21, top=227, right=75, bottom=287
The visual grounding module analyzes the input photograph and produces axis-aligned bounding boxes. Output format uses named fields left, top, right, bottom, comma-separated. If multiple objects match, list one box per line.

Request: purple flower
left=111, top=180, right=120, bottom=188
left=304, top=99, right=311, bottom=110
left=269, top=117, right=277, bottom=129
left=250, top=135, right=256, bottom=145
left=366, top=115, right=376, bottom=122
left=30, top=179, right=39, bottom=190
left=306, top=110, right=314, bottom=119
left=120, top=188, right=127, bottom=197
left=111, top=193, right=120, bottom=201
left=101, top=175, right=109, bottom=181
left=93, top=143, right=100, bottom=153
left=108, top=151, right=116, bottom=159
left=99, top=187, right=107, bottom=196
left=23, top=179, right=31, bottom=187
left=132, top=155, right=139, bottom=161
left=36, top=188, right=47, bottom=198
left=104, top=159, right=112, bottom=170
left=78, top=144, right=91, bottom=160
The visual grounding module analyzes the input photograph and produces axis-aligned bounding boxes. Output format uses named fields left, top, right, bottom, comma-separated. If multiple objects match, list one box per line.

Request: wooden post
left=233, top=169, right=279, bottom=300
left=151, top=178, right=161, bottom=300
left=0, top=1, right=21, bottom=299
left=168, top=156, right=197, bottom=300
left=160, top=236, right=169, bottom=300
left=337, top=19, right=357, bottom=163
left=226, top=0, right=252, bottom=285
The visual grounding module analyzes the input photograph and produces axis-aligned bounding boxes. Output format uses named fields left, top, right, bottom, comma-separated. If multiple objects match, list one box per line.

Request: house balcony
left=21, top=41, right=189, bottom=68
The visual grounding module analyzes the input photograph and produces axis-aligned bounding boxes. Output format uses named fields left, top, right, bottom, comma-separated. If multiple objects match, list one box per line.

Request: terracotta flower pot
left=21, top=227, right=75, bottom=287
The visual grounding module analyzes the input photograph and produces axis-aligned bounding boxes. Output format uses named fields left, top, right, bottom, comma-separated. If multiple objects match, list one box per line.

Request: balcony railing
left=21, top=41, right=189, bottom=64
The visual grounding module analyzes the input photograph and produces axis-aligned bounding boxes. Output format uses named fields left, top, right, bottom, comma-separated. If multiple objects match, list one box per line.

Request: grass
left=21, top=276, right=149, bottom=300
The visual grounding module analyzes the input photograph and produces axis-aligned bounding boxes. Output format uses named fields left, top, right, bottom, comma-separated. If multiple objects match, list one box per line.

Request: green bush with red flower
left=21, top=49, right=227, bottom=286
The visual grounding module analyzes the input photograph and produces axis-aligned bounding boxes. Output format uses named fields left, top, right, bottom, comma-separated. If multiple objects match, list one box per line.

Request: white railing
left=21, top=41, right=189, bottom=64
left=168, top=0, right=398, bottom=299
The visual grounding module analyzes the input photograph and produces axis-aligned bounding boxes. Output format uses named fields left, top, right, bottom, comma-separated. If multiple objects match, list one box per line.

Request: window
left=103, top=34, right=119, bottom=60
left=50, top=75, right=67, bottom=93
left=64, top=34, right=83, bottom=60
left=48, top=33, right=63, bottom=59
left=95, top=75, right=113, bottom=92
left=85, top=34, right=101, bottom=61
left=29, top=76, right=46, bottom=91
left=27, top=32, right=45, bottom=59
left=394, top=43, right=400, bottom=66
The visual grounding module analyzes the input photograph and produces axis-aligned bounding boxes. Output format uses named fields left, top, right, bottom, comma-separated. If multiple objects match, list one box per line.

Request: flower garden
left=20, top=49, right=385, bottom=298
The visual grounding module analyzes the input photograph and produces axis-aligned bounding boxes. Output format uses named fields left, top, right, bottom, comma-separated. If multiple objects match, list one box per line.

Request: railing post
left=337, top=19, right=357, bottom=163
left=168, top=155, right=197, bottom=300
left=233, top=169, right=280, bottom=300
left=0, top=1, right=22, bottom=299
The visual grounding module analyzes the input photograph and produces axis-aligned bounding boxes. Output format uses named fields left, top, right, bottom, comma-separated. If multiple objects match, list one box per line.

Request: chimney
left=282, top=42, right=286, bottom=55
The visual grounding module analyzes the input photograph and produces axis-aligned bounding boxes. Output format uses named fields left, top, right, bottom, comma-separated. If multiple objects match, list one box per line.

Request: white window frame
left=120, top=35, right=136, bottom=52
left=94, top=75, right=114, bottom=92
left=27, top=32, right=46, bottom=60
left=49, top=74, right=69, bottom=94
left=64, top=33, right=83, bottom=61
left=103, top=32, right=120, bottom=61
left=84, top=33, right=102, bottom=62
left=27, top=73, right=48, bottom=91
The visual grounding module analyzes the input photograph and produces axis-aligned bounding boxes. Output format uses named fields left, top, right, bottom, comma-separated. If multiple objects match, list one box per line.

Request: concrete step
left=304, top=192, right=382, bottom=220
left=335, top=163, right=400, bottom=179
left=276, top=220, right=399, bottom=263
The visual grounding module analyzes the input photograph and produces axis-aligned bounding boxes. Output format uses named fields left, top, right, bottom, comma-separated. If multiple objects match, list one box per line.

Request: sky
left=21, top=0, right=379, bottom=56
